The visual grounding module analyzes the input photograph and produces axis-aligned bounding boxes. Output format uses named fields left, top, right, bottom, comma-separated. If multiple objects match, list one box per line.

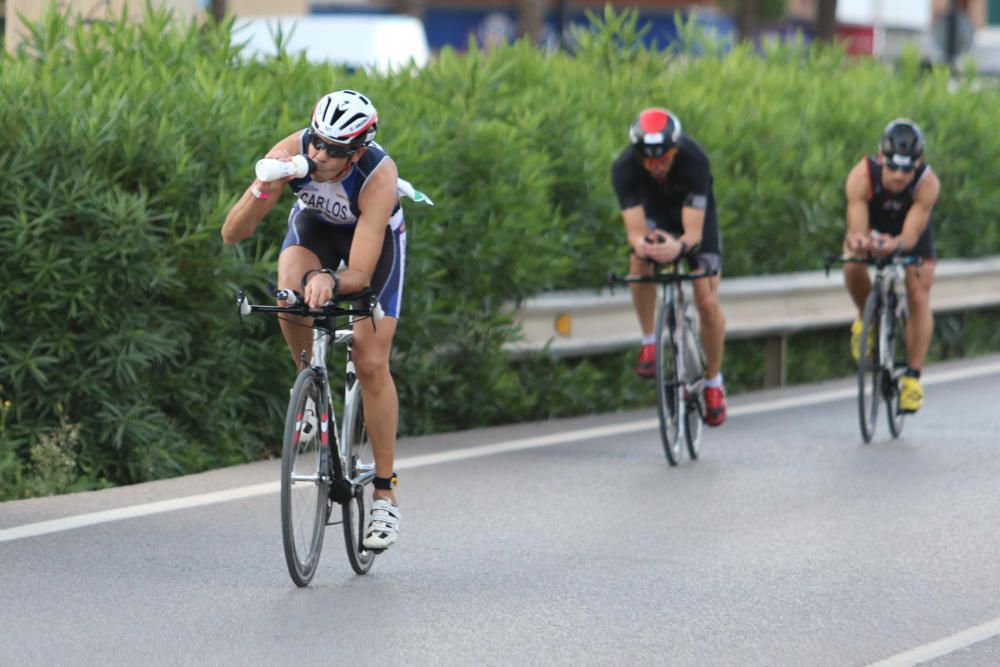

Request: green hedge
left=2, top=6, right=999, bottom=498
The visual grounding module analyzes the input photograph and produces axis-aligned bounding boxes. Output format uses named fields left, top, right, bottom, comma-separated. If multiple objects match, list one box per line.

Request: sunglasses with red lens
left=310, top=134, right=362, bottom=159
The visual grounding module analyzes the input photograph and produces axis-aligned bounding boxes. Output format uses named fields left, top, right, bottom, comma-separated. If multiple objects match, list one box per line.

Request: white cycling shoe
left=363, top=498, right=400, bottom=552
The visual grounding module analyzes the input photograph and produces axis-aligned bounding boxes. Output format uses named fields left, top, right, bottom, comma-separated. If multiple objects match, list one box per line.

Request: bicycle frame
left=611, top=260, right=716, bottom=464
left=827, top=252, right=920, bottom=442
left=237, top=286, right=383, bottom=583
left=245, top=291, right=379, bottom=499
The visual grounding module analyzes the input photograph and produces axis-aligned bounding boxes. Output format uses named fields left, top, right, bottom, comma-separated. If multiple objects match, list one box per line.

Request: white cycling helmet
left=311, top=89, right=378, bottom=146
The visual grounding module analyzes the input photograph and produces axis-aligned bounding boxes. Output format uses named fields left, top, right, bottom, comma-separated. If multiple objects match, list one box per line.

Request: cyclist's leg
left=353, top=317, right=398, bottom=501
left=277, top=209, right=343, bottom=368
left=627, top=218, right=661, bottom=336
left=843, top=243, right=873, bottom=312
left=844, top=233, right=874, bottom=359
left=352, top=225, right=404, bottom=505
left=689, top=211, right=727, bottom=426
left=903, top=229, right=936, bottom=372
left=690, top=260, right=724, bottom=378
left=688, top=213, right=724, bottom=380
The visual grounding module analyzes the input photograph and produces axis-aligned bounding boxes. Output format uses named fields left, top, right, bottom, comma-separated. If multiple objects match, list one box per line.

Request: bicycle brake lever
left=275, top=289, right=298, bottom=306
left=236, top=291, right=252, bottom=318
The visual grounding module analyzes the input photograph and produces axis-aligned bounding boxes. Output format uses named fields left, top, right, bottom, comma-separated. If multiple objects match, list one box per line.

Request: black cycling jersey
left=866, top=157, right=936, bottom=259
left=611, top=135, right=721, bottom=257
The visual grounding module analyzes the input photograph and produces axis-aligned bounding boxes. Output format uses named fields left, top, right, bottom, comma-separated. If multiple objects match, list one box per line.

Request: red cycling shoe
left=636, top=343, right=656, bottom=378
left=704, top=385, right=727, bottom=426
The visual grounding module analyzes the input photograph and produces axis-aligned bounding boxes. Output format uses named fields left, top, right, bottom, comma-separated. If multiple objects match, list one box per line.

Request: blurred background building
left=5, top=0, right=1000, bottom=72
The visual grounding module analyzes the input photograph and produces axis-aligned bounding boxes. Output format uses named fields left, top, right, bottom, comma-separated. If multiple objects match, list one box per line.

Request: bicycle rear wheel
left=341, top=390, right=376, bottom=574
left=281, top=368, right=330, bottom=587
left=858, top=292, right=882, bottom=444
left=886, top=299, right=908, bottom=439
left=655, top=297, right=683, bottom=465
left=682, top=319, right=705, bottom=460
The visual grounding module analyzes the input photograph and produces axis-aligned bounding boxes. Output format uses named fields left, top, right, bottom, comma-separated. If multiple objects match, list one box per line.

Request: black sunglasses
left=884, top=154, right=916, bottom=173
left=310, top=134, right=362, bottom=159
left=635, top=143, right=670, bottom=159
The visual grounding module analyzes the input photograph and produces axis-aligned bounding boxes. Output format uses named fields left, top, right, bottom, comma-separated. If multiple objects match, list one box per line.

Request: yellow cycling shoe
left=850, top=318, right=873, bottom=361
left=899, top=375, right=924, bottom=413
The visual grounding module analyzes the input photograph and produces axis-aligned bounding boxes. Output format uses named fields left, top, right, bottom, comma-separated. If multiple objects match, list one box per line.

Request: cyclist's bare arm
left=221, top=132, right=303, bottom=244
left=345, top=158, right=399, bottom=293
left=300, top=157, right=400, bottom=309
left=896, top=168, right=940, bottom=252
left=844, top=158, right=872, bottom=255
left=621, top=206, right=652, bottom=257
left=679, top=203, right=706, bottom=252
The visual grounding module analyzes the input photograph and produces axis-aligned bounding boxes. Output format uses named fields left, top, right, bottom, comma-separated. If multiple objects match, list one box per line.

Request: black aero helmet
left=629, top=108, right=682, bottom=158
left=880, top=118, right=924, bottom=172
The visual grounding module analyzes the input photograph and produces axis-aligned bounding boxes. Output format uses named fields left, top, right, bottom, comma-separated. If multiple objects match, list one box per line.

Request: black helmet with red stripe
left=629, top=108, right=682, bottom=158
left=311, top=89, right=378, bottom=147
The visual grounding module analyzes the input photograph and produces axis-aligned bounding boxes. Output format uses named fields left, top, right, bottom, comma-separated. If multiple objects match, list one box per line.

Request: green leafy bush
left=2, top=6, right=999, bottom=498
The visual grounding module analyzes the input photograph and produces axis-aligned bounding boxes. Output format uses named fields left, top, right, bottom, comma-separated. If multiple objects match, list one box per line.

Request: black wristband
left=679, top=240, right=689, bottom=256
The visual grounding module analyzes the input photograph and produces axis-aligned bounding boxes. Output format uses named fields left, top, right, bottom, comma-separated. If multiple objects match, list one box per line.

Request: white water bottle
left=255, top=154, right=313, bottom=182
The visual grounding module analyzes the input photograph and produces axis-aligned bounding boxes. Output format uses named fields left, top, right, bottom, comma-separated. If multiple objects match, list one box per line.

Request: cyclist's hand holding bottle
left=253, top=150, right=316, bottom=199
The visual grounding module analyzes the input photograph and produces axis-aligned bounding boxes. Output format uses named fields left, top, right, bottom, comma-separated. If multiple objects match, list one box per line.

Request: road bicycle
left=611, top=260, right=717, bottom=465
left=237, top=283, right=384, bottom=586
left=827, top=252, right=922, bottom=443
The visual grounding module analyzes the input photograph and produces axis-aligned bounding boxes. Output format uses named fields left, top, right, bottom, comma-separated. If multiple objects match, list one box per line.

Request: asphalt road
left=2, top=356, right=999, bottom=666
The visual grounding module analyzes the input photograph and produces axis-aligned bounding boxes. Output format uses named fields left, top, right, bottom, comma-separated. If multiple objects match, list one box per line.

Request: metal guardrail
left=506, top=256, right=1000, bottom=387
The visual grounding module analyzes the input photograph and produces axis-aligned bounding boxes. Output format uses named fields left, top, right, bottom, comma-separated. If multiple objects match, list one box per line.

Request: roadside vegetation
left=2, top=6, right=998, bottom=498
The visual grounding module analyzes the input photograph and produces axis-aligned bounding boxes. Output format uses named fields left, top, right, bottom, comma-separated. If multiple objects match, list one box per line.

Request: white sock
left=705, top=373, right=723, bottom=388
left=641, top=334, right=656, bottom=346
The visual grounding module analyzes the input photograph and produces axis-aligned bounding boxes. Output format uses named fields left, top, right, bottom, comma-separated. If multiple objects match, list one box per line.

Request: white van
left=232, top=14, right=430, bottom=73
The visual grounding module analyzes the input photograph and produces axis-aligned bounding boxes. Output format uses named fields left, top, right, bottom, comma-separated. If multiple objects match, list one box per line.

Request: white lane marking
left=2, top=358, right=999, bottom=546
left=0, top=483, right=278, bottom=543
left=866, top=616, right=1000, bottom=666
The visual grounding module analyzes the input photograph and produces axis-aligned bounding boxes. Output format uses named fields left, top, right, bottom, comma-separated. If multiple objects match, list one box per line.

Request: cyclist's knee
left=629, top=255, right=653, bottom=275
left=354, top=352, right=390, bottom=384
left=906, top=284, right=932, bottom=310
left=693, top=292, right=721, bottom=319
left=277, top=248, right=321, bottom=290
left=843, top=262, right=868, bottom=280
left=906, top=281, right=931, bottom=310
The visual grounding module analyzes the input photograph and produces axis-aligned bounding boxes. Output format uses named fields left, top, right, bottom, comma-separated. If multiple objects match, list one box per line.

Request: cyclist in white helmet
left=222, top=89, right=403, bottom=551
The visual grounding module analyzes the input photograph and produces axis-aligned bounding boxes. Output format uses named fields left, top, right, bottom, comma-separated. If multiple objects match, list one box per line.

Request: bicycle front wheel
left=281, top=368, right=329, bottom=587
left=655, top=297, right=683, bottom=465
left=858, top=292, right=882, bottom=444
left=886, top=300, right=908, bottom=439
left=682, top=320, right=706, bottom=460
left=341, top=389, right=376, bottom=574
